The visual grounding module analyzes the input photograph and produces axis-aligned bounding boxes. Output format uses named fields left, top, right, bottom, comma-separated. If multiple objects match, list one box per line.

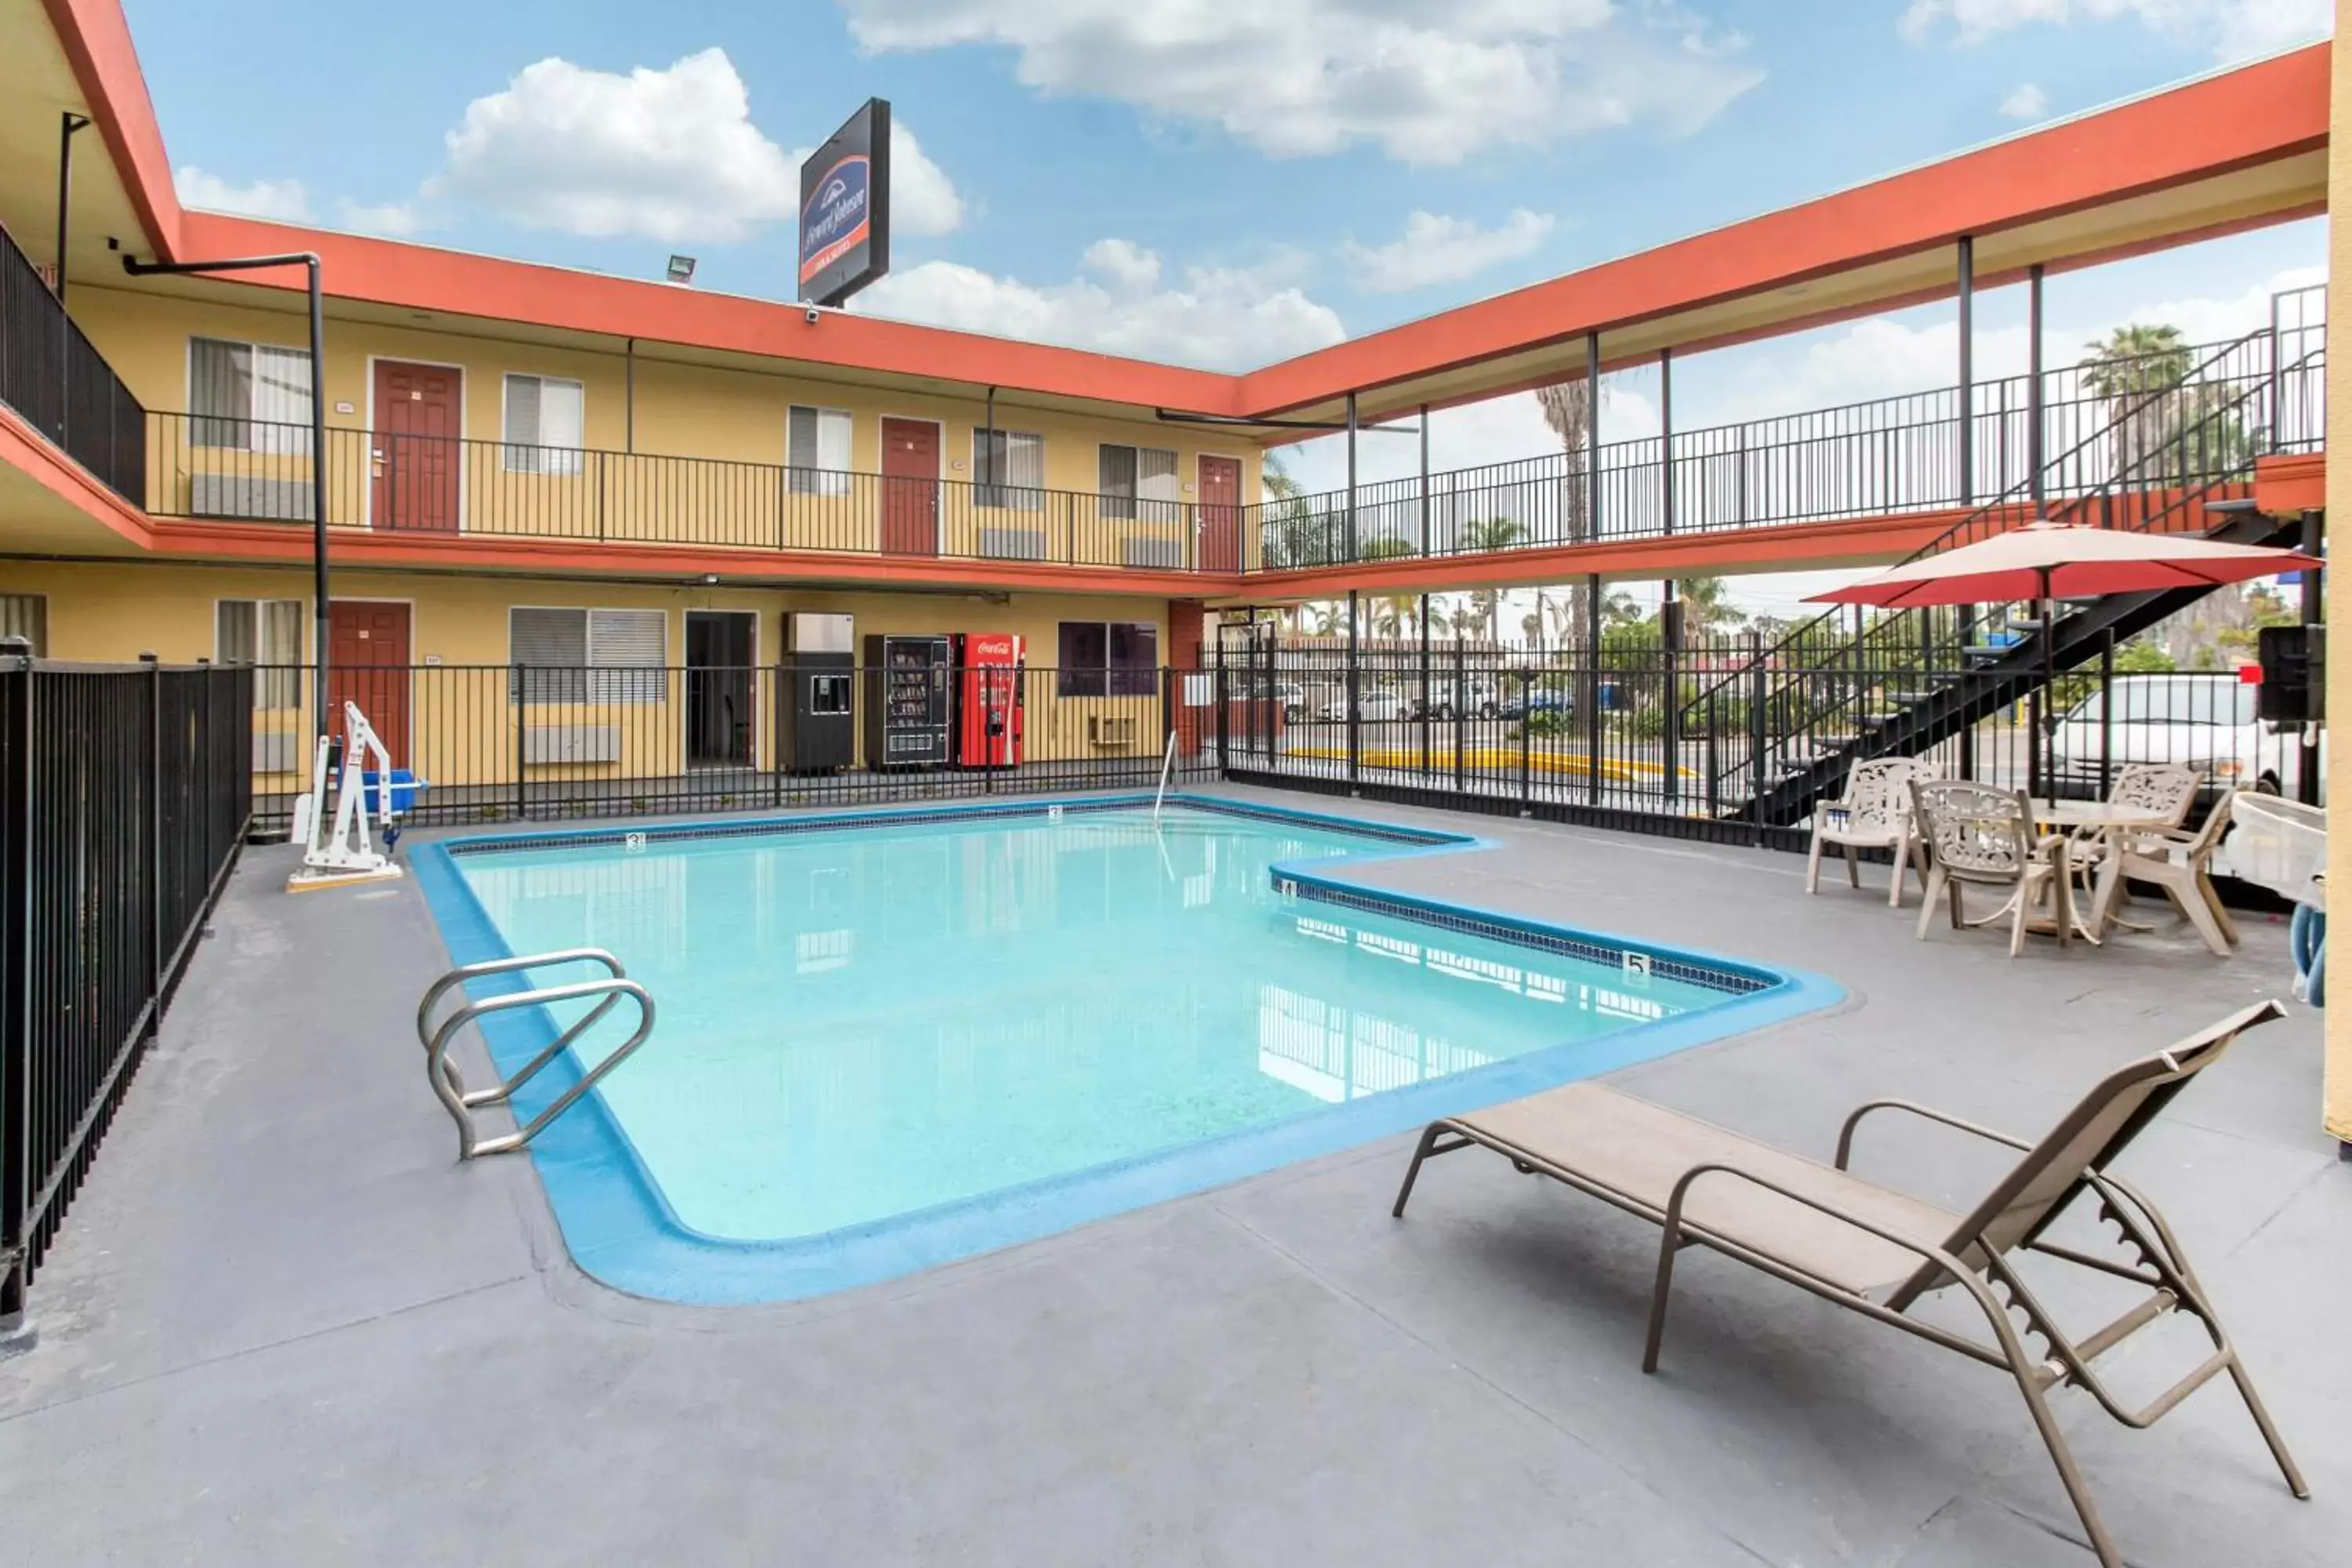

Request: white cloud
left=840, top=1, right=1763, bottom=166
left=175, top=166, right=312, bottom=222
left=422, top=49, right=965, bottom=244
left=1342, top=209, right=1555, bottom=293
left=1998, top=82, right=2050, bottom=119
left=339, top=200, right=419, bottom=237
left=858, top=241, right=1344, bottom=370
left=1900, top=0, right=2329, bottom=62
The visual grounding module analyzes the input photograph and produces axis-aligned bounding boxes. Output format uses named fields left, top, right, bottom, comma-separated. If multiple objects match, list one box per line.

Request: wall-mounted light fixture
left=667, top=255, right=697, bottom=285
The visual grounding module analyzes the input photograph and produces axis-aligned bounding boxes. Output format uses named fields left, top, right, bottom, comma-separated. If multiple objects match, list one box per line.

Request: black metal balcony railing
left=0, top=220, right=147, bottom=504
left=143, top=414, right=1248, bottom=574
left=1248, top=286, right=2327, bottom=571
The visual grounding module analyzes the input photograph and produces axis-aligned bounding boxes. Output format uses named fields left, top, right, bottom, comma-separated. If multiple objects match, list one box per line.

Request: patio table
left=2027, top=799, right=2182, bottom=942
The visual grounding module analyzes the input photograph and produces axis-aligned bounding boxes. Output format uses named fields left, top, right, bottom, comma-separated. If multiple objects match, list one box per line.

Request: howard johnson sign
left=798, top=98, right=892, bottom=308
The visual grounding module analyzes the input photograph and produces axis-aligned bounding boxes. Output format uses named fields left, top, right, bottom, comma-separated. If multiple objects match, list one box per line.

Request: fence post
left=1, top=641, right=32, bottom=1334
left=2098, top=630, right=2114, bottom=800
left=1519, top=672, right=1532, bottom=812
left=1452, top=651, right=1466, bottom=796
left=1748, top=633, right=1768, bottom=843
left=513, top=666, right=528, bottom=823
left=143, top=652, right=162, bottom=1047
left=1214, top=633, right=1229, bottom=773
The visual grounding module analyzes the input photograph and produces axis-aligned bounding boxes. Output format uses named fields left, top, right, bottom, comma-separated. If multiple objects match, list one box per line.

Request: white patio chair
left=2064, top=762, right=2201, bottom=922
left=1806, top=757, right=1930, bottom=907
left=1910, top=780, right=2074, bottom=957
left=2098, top=789, right=2241, bottom=956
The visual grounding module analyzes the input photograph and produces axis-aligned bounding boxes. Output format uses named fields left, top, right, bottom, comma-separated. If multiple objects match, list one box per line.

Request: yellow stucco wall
left=63, top=282, right=1262, bottom=568
left=3, top=559, right=1181, bottom=793
left=2325, top=8, right=2350, bottom=1146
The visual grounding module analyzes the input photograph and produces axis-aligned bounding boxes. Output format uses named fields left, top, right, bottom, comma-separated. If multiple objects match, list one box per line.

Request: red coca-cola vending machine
left=954, top=632, right=1025, bottom=768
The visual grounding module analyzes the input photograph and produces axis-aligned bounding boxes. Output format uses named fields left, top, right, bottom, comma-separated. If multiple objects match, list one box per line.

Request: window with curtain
left=190, top=337, right=314, bottom=455
left=1098, top=444, right=1178, bottom=521
left=509, top=606, right=666, bottom=704
left=973, top=429, right=1044, bottom=511
left=215, top=598, right=303, bottom=708
left=786, top=406, right=854, bottom=496
left=0, top=593, right=47, bottom=655
left=503, top=374, right=585, bottom=475
left=1055, top=620, right=1158, bottom=697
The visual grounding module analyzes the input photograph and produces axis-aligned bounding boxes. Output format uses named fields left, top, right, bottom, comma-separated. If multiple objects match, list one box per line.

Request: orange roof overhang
left=34, top=0, right=2336, bottom=437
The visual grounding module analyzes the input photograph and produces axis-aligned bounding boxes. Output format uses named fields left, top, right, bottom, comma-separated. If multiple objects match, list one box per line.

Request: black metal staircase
left=1685, top=323, right=2322, bottom=829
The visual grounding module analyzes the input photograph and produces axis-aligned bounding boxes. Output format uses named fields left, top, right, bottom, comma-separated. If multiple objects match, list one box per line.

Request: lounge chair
left=1806, top=756, right=1930, bottom=907
left=1390, top=1002, right=2306, bottom=1567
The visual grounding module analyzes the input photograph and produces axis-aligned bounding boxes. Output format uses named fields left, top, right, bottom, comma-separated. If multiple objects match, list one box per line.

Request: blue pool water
left=420, top=797, right=1831, bottom=1300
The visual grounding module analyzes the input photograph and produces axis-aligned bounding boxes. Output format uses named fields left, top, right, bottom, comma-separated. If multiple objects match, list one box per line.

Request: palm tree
left=2080, top=325, right=2191, bottom=483
left=1452, top=517, right=1525, bottom=642
left=1673, top=575, right=1748, bottom=637
left=1258, top=454, right=1334, bottom=570
left=1536, top=379, right=1596, bottom=634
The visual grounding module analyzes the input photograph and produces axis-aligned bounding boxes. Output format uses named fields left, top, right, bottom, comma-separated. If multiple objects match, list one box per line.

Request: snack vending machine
left=863, top=633, right=952, bottom=769
left=954, top=632, right=1025, bottom=768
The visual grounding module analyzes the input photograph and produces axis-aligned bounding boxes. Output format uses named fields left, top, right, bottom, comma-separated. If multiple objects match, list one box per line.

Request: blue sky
left=131, top=0, right=2330, bottom=614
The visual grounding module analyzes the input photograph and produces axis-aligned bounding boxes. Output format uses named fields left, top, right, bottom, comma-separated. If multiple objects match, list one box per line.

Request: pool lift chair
left=288, top=699, right=410, bottom=892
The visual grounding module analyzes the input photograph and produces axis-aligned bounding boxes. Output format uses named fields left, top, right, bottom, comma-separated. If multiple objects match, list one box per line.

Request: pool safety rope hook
left=416, top=949, right=657, bottom=1159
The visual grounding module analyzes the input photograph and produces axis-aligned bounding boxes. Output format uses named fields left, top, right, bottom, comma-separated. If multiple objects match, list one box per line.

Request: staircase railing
left=1686, top=320, right=2317, bottom=818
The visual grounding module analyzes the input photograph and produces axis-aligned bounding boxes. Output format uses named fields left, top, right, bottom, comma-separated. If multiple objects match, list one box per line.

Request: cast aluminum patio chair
left=1389, top=1001, right=2307, bottom=1568
left=1806, top=757, right=1930, bottom=907
left=1909, top=780, right=2074, bottom=955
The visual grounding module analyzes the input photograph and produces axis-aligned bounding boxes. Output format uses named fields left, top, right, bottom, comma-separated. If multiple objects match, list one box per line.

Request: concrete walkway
left=3, top=789, right=2344, bottom=1566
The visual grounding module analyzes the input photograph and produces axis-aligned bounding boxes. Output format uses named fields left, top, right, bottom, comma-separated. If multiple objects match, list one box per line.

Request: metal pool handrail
left=416, top=950, right=656, bottom=1160
left=1154, top=728, right=1179, bottom=824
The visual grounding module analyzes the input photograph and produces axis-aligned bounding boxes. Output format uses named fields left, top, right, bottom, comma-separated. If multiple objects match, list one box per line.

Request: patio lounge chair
left=1389, top=1001, right=2307, bottom=1568
left=1910, top=779, right=2074, bottom=955
left=1806, top=757, right=1929, bottom=906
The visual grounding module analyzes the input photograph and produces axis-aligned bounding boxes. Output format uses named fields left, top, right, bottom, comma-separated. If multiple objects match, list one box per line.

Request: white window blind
left=216, top=598, right=303, bottom=707
left=509, top=606, right=666, bottom=704
left=787, top=406, right=853, bottom=495
left=503, top=375, right=585, bottom=475
left=1099, top=444, right=1177, bottom=520
left=973, top=429, right=1044, bottom=511
left=0, top=593, right=48, bottom=656
left=191, top=337, right=314, bottom=455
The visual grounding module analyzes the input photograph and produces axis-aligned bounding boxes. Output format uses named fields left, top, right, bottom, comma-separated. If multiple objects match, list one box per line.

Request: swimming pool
left=416, top=796, right=1836, bottom=1302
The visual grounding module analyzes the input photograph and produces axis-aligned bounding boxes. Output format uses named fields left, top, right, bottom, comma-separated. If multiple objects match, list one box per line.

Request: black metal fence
left=2, top=653, right=252, bottom=1325
left=245, top=662, right=1218, bottom=834
left=1216, top=635, right=2313, bottom=845
left=1249, top=288, right=2326, bottom=569
left=0, top=220, right=147, bottom=506
left=144, top=412, right=1243, bottom=574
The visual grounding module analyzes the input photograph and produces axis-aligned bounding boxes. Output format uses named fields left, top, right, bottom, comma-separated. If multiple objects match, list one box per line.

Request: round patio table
left=2025, top=798, right=2184, bottom=942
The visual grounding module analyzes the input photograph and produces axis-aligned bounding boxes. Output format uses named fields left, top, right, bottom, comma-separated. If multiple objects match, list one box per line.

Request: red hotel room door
left=372, top=361, right=462, bottom=532
left=1198, top=455, right=1241, bottom=572
left=880, top=417, right=940, bottom=555
left=328, top=600, right=411, bottom=767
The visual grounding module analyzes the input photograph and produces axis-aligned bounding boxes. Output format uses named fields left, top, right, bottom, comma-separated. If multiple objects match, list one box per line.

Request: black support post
left=2027, top=260, right=2045, bottom=514
left=1659, top=348, right=1679, bottom=807
left=2300, top=507, right=2323, bottom=805
left=1586, top=332, right=1604, bottom=808
left=0, top=641, right=31, bottom=1337
left=1346, top=588, right=1361, bottom=786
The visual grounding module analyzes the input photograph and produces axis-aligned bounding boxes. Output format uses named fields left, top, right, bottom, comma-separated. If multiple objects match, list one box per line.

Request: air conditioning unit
left=1087, top=714, right=1139, bottom=748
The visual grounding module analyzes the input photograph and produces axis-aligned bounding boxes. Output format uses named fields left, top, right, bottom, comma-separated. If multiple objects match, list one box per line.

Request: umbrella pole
left=2040, top=564, right=2055, bottom=809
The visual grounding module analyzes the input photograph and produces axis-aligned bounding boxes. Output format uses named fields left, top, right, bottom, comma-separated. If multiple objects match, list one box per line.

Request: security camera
left=804, top=305, right=822, bottom=325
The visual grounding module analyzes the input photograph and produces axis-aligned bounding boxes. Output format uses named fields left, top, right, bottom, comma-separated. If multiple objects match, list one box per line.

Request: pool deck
left=4, top=784, right=2346, bottom=1566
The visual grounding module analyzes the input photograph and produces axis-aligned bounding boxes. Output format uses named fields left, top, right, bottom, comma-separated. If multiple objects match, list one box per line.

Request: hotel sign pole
left=124, top=250, right=329, bottom=736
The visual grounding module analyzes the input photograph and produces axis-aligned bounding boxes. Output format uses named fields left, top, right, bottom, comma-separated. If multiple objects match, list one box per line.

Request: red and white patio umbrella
left=1806, top=523, right=2319, bottom=800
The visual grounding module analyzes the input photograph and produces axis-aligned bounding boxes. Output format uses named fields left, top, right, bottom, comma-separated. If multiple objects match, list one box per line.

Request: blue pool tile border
left=411, top=792, right=1842, bottom=1306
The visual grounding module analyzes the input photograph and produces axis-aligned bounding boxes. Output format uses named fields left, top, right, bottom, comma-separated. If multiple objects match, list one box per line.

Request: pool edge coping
left=411, top=791, right=1844, bottom=1306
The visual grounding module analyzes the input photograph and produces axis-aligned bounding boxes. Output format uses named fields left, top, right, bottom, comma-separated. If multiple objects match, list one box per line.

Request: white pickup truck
left=2049, top=673, right=2320, bottom=804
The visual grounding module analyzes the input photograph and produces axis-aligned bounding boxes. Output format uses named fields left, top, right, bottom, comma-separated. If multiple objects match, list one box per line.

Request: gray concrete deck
left=3, top=786, right=2344, bottom=1566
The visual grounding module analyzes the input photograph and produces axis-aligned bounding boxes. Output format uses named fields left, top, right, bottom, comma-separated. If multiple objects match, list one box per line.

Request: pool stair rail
left=415, top=949, right=656, bottom=1160
left=1153, top=728, right=1179, bottom=825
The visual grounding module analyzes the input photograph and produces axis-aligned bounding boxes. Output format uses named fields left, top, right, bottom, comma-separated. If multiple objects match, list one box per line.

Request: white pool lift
left=287, top=700, right=410, bottom=892
left=2228, top=793, right=2326, bottom=1004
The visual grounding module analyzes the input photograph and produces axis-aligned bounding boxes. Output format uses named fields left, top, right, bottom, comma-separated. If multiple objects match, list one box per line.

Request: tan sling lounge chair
left=1390, top=1002, right=2307, bottom=1567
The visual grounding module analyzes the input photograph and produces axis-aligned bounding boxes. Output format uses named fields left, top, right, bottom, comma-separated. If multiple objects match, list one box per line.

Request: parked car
left=2049, top=673, right=2319, bottom=803
left=1497, top=689, right=1574, bottom=721
left=1411, top=685, right=1501, bottom=720
left=1318, top=690, right=1408, bottom=722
